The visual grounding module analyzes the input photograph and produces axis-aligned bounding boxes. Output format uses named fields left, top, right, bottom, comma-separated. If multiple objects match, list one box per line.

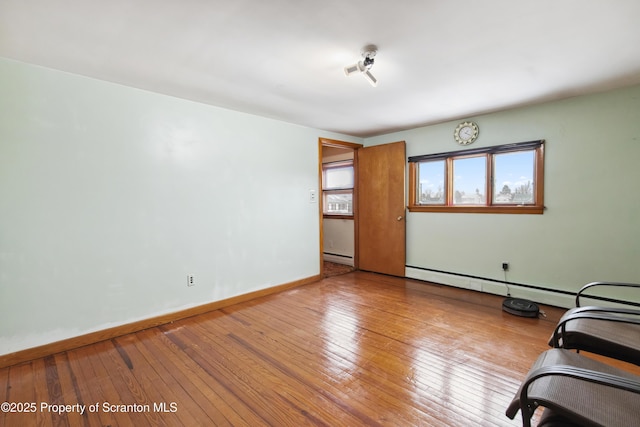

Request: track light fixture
left=344, top=45, right=378, bottom=87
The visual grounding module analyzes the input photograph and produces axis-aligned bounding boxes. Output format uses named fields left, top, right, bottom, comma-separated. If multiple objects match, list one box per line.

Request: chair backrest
left=576, top=281, right=640, bottom=308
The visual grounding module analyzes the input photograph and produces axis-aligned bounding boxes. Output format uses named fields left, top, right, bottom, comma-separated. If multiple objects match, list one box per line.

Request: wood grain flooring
left=2, top=271, right=638, bottom=426
left=322, top=261, right=355, bottom=278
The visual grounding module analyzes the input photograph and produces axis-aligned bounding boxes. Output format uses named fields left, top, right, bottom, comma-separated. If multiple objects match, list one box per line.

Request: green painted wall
left=366, top=85, right=640, bottom=305
left=2, top=55, right=638, bottom=355
left=0, top=58, right=359, bottom=355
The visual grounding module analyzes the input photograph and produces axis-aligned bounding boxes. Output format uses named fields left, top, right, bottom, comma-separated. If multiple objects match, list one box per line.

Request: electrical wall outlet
left=502, top=262, right=509, bottom=271
left=187, top=275, right=195, bottom=287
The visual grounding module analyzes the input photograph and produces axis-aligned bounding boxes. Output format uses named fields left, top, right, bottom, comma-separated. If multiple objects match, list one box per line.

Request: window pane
left=453, top=156, right=486, bottom=205
left=408, top=140, right=544, bottom=214
left=324, top=191, right=353, bottom=214
left=417, top=160, right=445, bottom=204
left=324, top=166, right=354, bottom=190
left=493, top=151, right=535, bottom=204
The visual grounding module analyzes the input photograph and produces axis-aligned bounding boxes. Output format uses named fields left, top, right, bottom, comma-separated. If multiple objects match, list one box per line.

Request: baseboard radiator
left=323, top=252, right=354, bottom=267
left=405, top=266, right=576, bottom=309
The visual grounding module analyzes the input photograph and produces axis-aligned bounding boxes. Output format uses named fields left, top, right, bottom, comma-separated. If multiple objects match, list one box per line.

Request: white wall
left=3, top=57, right=639, bottom=356
left=322, top=219, right=354, bottom=266
left=0, top=58, right=360, bottom=355
left=365, top=85, right=640, bottom=307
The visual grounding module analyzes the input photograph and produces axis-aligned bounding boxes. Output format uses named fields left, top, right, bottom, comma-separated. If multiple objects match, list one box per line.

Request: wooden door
left=357, top=141, right=406, bottom=276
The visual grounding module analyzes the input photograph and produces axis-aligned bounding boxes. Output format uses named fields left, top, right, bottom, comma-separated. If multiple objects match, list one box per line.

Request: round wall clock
left=454, top=121, right=479, bottom=145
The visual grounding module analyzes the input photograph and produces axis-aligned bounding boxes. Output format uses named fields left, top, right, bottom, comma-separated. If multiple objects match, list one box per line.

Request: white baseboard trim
left=323, top=253, right=354, bottom=267
left=405, top=267, right=575, bottom=309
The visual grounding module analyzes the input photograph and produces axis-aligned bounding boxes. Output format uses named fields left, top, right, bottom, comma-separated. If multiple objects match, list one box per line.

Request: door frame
left=318, top=138, right=363, bottom=275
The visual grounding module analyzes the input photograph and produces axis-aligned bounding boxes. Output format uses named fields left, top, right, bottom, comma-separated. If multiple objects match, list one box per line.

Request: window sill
left=323, top=214, right=355, bottom=220
left=407, top=205, right=544, bottom=214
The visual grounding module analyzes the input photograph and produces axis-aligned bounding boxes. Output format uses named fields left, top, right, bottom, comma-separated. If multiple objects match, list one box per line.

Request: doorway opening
left=319, top=138, right=362, bottom=278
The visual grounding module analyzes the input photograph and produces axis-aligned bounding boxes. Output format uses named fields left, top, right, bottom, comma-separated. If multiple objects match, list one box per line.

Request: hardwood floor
left=322, top=261, right=355, bottom=278
left=2, top=271, right=637, bottom=426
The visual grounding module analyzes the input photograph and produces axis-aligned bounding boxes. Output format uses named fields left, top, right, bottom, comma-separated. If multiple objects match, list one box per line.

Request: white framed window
left=323, top=161, right=354, bottom=216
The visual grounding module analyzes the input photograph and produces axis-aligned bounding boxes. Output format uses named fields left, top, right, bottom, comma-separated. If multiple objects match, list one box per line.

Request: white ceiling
left=2, top=0, right=640, bottom=137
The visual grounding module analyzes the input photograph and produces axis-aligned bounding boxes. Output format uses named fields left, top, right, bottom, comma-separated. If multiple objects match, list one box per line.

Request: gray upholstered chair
left=506, top=349, right=640, bottom=427
left=548, top=282, right=640, bottom=366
